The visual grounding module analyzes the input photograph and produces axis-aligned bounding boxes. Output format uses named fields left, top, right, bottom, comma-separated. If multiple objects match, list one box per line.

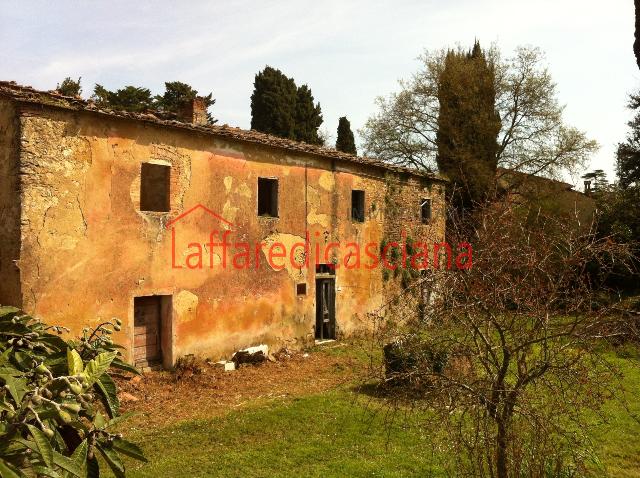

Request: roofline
left=496, top=167, right=574, bottom=189
left=0, top=81, right=446, bottom=183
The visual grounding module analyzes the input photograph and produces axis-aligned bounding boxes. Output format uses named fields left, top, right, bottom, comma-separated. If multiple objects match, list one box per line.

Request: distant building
left=497, top=167, right=596, bottom=225
left=0, top=81, right=446, bottom=368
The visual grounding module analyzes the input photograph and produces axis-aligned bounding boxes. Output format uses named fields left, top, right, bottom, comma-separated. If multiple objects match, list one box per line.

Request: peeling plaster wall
left=0, top=99, right=22, bottom=306
left=15, top=105, right=445, bottom=364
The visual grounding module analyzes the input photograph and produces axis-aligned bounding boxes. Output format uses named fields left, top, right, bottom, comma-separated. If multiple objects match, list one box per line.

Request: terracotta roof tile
left=0, top=80, right=445, bottom=182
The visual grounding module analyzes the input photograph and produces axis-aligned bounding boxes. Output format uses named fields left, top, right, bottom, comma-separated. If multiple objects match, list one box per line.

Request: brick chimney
left=178, top=97, right=208, bottom=125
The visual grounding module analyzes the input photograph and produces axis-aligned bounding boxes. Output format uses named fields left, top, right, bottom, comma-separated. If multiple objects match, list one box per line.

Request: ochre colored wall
left=14, top=104, right=445, bottom=363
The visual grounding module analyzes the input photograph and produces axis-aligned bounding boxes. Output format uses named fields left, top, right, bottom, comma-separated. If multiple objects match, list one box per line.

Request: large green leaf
left=0, top=322, right=32, bottom=334
left=31, top=465, right=62, bottom=478
left=0, top=399, right=15, bottom=414
left=70, top=439, right=88, bottom=463
left=97, top=443, right=125, bottom=478
left=106, top=411, right=135, bottom=428
left=11, top=437, right=39, bottom=453
left=0, top=366, right=23, bottom=376
left=44, top=353, right=70, bottom=376
left=52, top=450, right=83, bottom=477
left=38, top=335, right=70, bottom=354
left=27, top=424, right=54, bottom=468
left=93, top=411, right=107, bottom=430
left=66, top=349, right=83, bottom=376
left=86, top=456, right=99, bottom=478
left=111, top=438, right=147, bottom=462
left=68, top=439, right=88, bottom=477
left=0, top=458, right=25, bottom=478
left=0, top=348, right=11, bottom=366
left=0, top=375, right=28, bottom=404
left=83, top=352, right=116, bottom=386
left=95, top=373, right=119, bottom=418
left=110, top=358, right=141, bottom=375
left=12, top=351, right=33, bottom=370
left=0, top=306, right=20, bottom=319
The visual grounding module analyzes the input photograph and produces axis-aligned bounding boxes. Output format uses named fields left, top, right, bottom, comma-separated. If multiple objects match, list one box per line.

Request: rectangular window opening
left=421, top=198, right=431, bottom=224
left=258, top=178, right=278, bottom=217
left=296, top=283, right=307, bottom=296
left=351, top=190, right=365, bottom=222
left=140, top=163, right=170, bottom=212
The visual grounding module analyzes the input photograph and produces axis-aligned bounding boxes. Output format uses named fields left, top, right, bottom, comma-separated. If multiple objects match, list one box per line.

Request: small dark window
left=351, top=190, right=365, bottom=222
left=421, top=198, right=431, bottom=224
left=258, top=178, right=278, bottom=217
left=296, top=283, right=307, bottom=296
left=140, top=163, right=170, bottom=212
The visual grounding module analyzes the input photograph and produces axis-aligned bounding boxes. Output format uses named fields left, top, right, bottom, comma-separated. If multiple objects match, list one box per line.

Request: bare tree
left=365, top=202, right=633, bottom=478
left=317, top=126, right=336, bottom=149
left=361, top=46, right=597, bottom=180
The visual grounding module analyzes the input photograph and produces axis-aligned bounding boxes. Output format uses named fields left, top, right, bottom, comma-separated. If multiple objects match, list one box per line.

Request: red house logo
left=166, top=203, right=235, bottom=270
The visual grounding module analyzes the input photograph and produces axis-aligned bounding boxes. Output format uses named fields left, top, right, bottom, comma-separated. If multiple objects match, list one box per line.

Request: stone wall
left=379, top=173, right=446, bottom=302
left=13, top=102, right=445, bottom=363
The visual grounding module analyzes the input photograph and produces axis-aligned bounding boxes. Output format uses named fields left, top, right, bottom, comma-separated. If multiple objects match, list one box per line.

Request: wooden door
left=134, top=296, right=162, bottom=366
left=315, top=278, right=336, bottom=340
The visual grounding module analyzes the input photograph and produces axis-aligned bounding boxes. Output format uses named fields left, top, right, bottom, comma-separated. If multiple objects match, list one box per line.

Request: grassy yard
left=590, top=349, right=640, bottom=478
left=123, top=391, right=443, bottom=478
left=114, top=345, right=640, bottom=477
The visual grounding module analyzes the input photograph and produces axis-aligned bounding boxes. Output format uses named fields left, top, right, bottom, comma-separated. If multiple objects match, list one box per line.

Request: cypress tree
left=335, top=116, right=357, bottom=154
left=294, top=84, right=323, bottom=145
left=250, top=66, right=323, bottom=144
left=436, top=41, right=501, bottom=213
left=250, top=66, right=297, bottom=139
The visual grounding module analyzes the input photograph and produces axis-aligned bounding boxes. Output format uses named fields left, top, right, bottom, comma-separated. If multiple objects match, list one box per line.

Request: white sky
left=1, top=0, right=637, bottom=186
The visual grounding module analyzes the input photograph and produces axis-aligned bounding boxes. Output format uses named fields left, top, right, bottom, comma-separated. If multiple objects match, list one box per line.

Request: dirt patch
left=115, top=346, right=362, bottom=431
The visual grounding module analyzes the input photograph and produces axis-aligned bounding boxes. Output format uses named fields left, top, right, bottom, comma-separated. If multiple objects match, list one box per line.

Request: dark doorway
left=134, top=296, right=164, bottom=367
left=315, top=278, right=336, bottom=340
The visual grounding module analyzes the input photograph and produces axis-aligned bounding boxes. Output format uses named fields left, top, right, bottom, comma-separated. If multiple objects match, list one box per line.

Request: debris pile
left=232, top=344, right=269, bottom=367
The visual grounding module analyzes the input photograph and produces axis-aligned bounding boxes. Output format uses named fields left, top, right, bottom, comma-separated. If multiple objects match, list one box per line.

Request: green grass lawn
left=115, top=348, right=640, bottom=478
left=590, top=350, right=640, bottom=478
left=123, top=391, right=443, bottom=478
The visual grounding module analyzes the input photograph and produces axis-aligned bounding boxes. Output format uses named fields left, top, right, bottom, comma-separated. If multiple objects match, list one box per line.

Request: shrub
left=383, top=334, right=448, bottom=387
left=0, top=306, right=146, bottom=477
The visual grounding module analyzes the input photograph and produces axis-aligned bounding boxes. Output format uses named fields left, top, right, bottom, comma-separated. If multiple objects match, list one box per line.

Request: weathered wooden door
left=315, top=278, right=336, bottom=340
left=134, top=296, right=162, bottom=366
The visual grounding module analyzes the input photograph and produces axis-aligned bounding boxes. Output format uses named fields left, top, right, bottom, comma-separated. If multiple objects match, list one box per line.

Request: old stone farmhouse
left=0, top=81, right=446, bottom=368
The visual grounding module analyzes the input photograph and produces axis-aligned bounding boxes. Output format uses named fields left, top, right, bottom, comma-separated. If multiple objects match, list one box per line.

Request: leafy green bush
left=0, top=306, right=146, bottom=477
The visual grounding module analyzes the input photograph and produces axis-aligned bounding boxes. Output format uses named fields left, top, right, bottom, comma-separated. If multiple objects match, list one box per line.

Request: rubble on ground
left=232, top=344, right=269, bottom=367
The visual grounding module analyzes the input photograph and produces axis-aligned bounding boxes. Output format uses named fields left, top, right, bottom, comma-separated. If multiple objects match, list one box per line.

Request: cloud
left=1, top=0, right=635, bottom=184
